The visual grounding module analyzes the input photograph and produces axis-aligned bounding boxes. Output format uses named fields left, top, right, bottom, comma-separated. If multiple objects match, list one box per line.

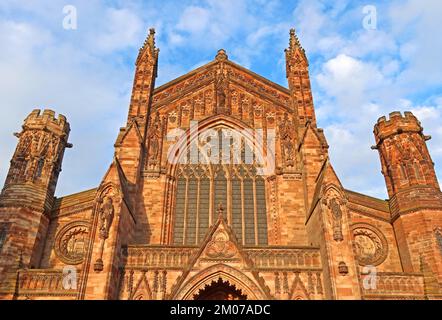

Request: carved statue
left=279, top=113, right=295, bottom=167
left=99, top=196, right=115, bottom=239
left=216, top=73, right=228, bottom=114
left=94, top=192, right=118, bottom=272
left=329, top=198, right=344, bottom=242
left=148, top=113, right=162, bottom=168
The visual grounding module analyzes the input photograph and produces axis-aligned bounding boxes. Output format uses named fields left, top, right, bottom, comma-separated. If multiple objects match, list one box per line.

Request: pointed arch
left=173, top=264, right=267, bottom=300
left=165, top=114, right=274, bottom=177
left=289, top=272, right=310, bottom=300
left=130, top=271, right=153, bottom=300
left=164, top=115, right=273, bottom=245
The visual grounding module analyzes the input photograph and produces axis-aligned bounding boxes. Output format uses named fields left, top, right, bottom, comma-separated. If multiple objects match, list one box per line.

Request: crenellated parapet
left=23, top=109, right=70, bottom=135
left=373, top=111, right=429, bottom=145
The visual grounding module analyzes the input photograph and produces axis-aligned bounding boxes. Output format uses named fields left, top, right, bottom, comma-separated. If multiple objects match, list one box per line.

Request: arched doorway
left=193, top=277, right=247, bottom=300
left=173, top=264, right=267, bottom=300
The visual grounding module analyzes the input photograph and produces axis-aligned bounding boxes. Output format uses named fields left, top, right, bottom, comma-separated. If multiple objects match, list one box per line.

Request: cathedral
left=0, top=28, right=441, bottom=300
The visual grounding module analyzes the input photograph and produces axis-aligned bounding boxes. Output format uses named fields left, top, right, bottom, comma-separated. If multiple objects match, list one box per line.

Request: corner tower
left=373, top=111, right=442, bottom=285
left=0, top=109, right=71, bottom=295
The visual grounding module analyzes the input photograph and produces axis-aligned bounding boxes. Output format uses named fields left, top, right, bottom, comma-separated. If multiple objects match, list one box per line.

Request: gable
left=151, top=58, right=291, bottom=117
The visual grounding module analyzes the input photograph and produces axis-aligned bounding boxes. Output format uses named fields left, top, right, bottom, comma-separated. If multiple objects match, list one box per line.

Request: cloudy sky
left=0, top=0, right=441, bottom=199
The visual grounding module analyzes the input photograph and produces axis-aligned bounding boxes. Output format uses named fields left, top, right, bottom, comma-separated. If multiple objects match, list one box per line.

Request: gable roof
left=151, top=53, right=291, bottom=111
left=154, top=58, right=290, bottom=96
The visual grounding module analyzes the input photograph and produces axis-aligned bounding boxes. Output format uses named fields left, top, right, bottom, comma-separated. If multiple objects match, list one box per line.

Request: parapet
left=23, top=109, right=70, bottom=135
left=373, top=111, right=423, bottom=143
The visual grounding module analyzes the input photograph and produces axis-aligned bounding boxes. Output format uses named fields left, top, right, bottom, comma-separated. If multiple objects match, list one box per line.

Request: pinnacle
left=215, top=49, right=228, bottom=61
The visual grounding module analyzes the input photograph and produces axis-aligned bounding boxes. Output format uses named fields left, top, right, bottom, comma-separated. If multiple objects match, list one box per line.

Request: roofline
left=344, top=188, right=389, bottom=205
left=153, top=59, right=290, bottom=97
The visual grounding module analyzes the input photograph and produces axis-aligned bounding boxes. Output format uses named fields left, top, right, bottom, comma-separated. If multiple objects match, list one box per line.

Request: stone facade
left=0, top=28, right=441, bottom=300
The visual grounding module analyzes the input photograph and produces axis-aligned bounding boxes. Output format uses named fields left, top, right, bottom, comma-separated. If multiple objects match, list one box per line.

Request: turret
left=373, top=111, right=441, bottom=215
left=0, top=109, right=71, bottom=295
left=372, top=111, right=442, bottom=284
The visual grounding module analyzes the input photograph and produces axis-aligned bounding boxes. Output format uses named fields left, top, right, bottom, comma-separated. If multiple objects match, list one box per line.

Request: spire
left=286, top=28, right=305, bottom=56
left=289, top=28, right=302, bottom=52
left=284, top=28, right=315, bottom=125
left=137, top=28, right=159, bottom=65
left=285, top=27, right=308, bottom=77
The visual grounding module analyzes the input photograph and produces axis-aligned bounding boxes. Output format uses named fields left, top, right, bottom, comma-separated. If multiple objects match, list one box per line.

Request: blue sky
left=0, top=0, right=441, bottom=199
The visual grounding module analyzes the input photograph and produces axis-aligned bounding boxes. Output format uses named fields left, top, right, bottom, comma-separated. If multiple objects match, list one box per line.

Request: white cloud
left=177, top=6, right=211, bottom=33
left=93, top=8, right=144, bottom=52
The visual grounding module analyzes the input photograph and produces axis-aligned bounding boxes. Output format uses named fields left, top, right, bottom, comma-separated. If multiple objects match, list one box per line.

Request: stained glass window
left=172, top=128, right=268, bottom=246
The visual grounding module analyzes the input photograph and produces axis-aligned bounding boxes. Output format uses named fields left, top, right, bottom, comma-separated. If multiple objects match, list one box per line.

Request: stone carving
left=215, top=67, right=229, bottom=115
left=0, top=223, right=10, bottom=252
left=98, top=196, right=115, bottom=239
left=8, top=130, right=63, bottom=184
left=436, top=228, right=442, bottom=255
left=54, top=221, right=89, bottom=265
left=352, top=223, right=388, bottom=266
left=279, top=113, right=296, bottom=168
left=274, top=272, right=281, bottom=294
left=267, top=175, right=281, bottom=244
left=168, top=111, right=177, bottom=124
left=338, top=261, right=349, bottom=275
left=329, top=198, right=344, bottom=242
left=206, top=229, right=237, bottom=259
left=147, top=112, right=162, bottom=169
left=94, top=188, right=119, bottom=272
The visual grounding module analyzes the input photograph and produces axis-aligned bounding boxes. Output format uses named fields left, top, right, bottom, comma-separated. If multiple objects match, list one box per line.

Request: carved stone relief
left=205, top=229, right=237, bottom=259
left=279, top=113, right=296, bottom=169
left=54, top=221, right=89, bottom=265
left=323, top=194, right=345, bottom=242
left=351, top=223, right=388, bottom=266
left=94, top=186, right=120, bottom=272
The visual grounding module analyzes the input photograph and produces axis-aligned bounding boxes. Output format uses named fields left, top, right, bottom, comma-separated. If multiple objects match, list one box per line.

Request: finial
left=216, top=49, right=228, bottom=61
left=147, top=28, right=156, bottom=52
left=286, top=27, right=304, bottom=54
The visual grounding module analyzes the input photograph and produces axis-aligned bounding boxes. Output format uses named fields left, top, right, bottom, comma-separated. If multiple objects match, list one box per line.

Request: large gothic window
left=172, top=128, right=268, bottom=246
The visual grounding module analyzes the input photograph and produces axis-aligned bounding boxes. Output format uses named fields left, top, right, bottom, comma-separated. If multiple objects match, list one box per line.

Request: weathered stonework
left=0, top=28, right=441, bottom=300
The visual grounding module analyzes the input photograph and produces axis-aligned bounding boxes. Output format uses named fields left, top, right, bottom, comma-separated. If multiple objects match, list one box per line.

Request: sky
left=0, top=0, right=441, bottom=199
